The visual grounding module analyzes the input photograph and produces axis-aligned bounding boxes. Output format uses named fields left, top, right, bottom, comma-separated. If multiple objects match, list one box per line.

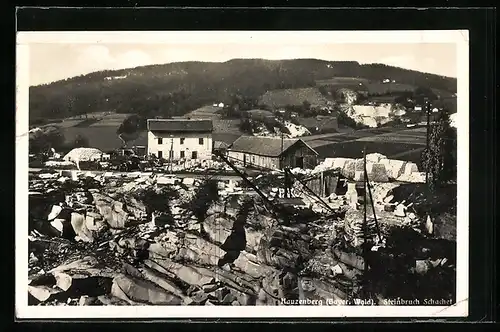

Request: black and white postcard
left=16, top=30, right=469, bottom=318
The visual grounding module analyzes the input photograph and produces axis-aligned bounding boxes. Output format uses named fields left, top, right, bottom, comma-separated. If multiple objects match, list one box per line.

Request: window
left=157, top=137, right=163, bottom=144
left=180, top=138, right=185, bottom=145
left=158, top=151, right=163, bottom=159
left=180, top=151, right=185, bottom=158
left=192, top=151, right=198, bottom=159
left=199, top=137, right=204, bottom=145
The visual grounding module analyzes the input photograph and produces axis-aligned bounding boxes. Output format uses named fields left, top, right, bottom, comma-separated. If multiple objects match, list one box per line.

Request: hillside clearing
left=258, top=87, right=331, bottom=108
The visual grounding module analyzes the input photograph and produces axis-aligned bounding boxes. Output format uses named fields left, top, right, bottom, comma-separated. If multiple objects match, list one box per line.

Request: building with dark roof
left=227, top=136, right=318, bottom=170
left=147, top=118, right=213, bottom=161
left=296, top=115, right=338, bottom=134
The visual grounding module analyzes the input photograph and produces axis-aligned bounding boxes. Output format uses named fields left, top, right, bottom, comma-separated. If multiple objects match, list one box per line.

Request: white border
left=17, top=30, right=468, bottom=45
left=16, top=30, right=469, bottom=319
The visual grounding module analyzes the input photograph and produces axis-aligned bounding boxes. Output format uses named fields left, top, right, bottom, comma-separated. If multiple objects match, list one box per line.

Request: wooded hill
left=29, top=58, right=457, bottom=124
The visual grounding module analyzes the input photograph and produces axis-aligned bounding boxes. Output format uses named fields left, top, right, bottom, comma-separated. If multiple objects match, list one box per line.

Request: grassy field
left=356, top=128, right=427, bottom=145
left=302, top=126, right=428, bottom=165
left=316, top=77, right=370, bottom=92
left=258, top=87, right=330, bottom=108
left=213, top=119, right=244, bottom=135
left=60, top=126, right=148, bottom=153
left=364, top=82, right=416, bottom=95
left=315, top=77, right=417, bottom=95
left=184, top=105, right=222, bottom=119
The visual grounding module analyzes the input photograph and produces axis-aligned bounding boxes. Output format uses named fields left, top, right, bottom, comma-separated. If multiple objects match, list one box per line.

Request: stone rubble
left=311, top=153, right=425, bottom=183
left=27, top=167, right=456, bottom=306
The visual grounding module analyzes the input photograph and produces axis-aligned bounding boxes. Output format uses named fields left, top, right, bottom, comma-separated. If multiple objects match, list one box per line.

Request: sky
left=28, top=42, right=457, bottom=86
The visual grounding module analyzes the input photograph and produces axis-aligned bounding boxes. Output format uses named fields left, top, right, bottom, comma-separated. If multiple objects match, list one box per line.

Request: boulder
left=149, top=232, right=181, bottom=258
left=50, top=219, right=65, bottom=236
left=85, top=215, right=97, bottom=231
left=394, top=204, right=406, bottom=217
left=332, top=247, right=365, bottom=271
left=70, top=212, right=94, bottom=242
left=404, top=162, right=419, bottom=175
left=78, top=295, right=97, bottom=306
left=203, top=215, right=233, bottom=246
left=175, top=265, right=214, bottom=287
left=383, top=195, right=394, bottom=203
left=381, top=159, right=407, bottom=179
left=342, top=160, right=356, bottom=179
left=246, top=229, right=264, bottom=253
left=28, top=285, right=62, bottom=302
left=54, top=272, right=73, bottom=291
left=111, top=274, right=182, bottom=305
left=333, top=158, right=352, bottom=170
left=415, top=260, right=433, bottom=275
left=366, top=163, right=389, bottom=182
left=365, top=153, right=387, bottom=163
left=96, top=294, right=132, bottom=306
left=354, top=170, right=364, bottom=182
left=354, top=159, right=365, bottom=171
left=47, top=205, right=63, bottom=221
left=140, top=266, right=188, bottom=302
left=157, top=176, right=176, bottom=185
left=49, top=256, right=116, bottom=279
left=181, top=233, right=226, bottom=266
left=92, top=193, right=129, bottom=229
left=233, top=252, right=276, bottom=279
left=311, top=278, right=353, bottom=302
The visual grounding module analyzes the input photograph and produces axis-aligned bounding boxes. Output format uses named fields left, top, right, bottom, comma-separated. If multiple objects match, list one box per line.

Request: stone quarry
left=27, top=166, right=456, bottom=306
left=312, top=153, right=426, bottom=183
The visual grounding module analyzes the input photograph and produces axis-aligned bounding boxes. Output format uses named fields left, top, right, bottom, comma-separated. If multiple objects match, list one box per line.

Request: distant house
left=227, top=136, right=318, bottom=170
left=147, top=118, right=213, bottom=161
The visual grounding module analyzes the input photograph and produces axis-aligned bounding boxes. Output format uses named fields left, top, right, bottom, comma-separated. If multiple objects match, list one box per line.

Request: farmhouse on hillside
left=227, top=136, right=318, bottom=170
left=147, top=118, right=213, bottom=161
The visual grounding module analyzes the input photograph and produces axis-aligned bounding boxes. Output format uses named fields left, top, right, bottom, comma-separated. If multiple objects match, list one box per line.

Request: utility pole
left=362, top=147, right=368, bottom=300
left=280, top=115, right=286, bottom=198
left=169, top=137, right=174, bottom=174
left=425, top=97, right=431, bottom=186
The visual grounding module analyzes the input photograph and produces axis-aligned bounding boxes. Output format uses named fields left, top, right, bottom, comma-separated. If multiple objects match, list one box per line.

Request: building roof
left=213, top=141, right=230, bottom=149
left=229, top=136, right=318, bottom=157
left=297, top=116, right=338, bottom=131
left=147, top=118, right=213, bottom=132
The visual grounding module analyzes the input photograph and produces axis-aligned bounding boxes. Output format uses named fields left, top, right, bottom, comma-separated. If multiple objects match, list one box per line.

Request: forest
left=29, top=59, right=457, bottom=125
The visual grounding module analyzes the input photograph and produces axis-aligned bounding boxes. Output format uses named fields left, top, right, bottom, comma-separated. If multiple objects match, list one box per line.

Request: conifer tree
left=421, top=108, right=457, bottom=192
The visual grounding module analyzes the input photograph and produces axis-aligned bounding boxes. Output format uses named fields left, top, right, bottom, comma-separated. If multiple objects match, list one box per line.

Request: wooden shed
left=227, top=136, right=318, bottom=170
